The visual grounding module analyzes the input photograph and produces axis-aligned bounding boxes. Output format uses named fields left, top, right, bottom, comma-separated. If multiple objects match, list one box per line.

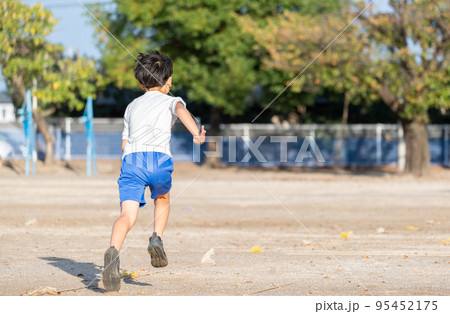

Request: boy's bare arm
left=122, top=139, right=127, bottom=152
left=175, top=102, right=206, bottom=145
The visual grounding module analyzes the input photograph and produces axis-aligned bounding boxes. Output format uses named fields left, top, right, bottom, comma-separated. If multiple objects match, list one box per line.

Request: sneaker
left=147, top=232, right=168, bottom=268
left=102, top=247, right=120, bottom=291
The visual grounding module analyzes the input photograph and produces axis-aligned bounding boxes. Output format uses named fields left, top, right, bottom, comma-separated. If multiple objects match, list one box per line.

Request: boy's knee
left=120, top=212, right=137, bottom=228
left=128, top=216, right=137, bottom=228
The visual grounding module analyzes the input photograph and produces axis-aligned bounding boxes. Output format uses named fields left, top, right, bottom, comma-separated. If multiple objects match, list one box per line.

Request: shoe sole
left=103, top=249, right=120, bottom=291
left=148, top=245, right=168, bottom=268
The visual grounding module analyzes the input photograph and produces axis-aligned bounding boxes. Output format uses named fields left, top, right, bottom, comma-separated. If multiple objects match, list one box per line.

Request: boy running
left=102, top=51, right=206, bottom=292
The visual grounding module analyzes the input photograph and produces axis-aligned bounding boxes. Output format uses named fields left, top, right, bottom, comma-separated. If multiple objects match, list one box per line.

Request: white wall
left=0, top=103, right=15, bottom=122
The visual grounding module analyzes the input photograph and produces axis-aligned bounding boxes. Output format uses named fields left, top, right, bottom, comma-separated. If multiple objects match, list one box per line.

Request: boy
left=102, top=51, right=206, bottom=292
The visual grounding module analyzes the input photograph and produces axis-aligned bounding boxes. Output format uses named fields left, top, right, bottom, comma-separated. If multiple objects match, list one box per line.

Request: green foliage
left=94, top=0, right=347, bottom=116
left=242, top=0, right=449, bottom=122
left=0, top=0, right=101, bottom=113
left=355, top=0, right=449, bottom=121
left=36, top=55, right=102, bottom=111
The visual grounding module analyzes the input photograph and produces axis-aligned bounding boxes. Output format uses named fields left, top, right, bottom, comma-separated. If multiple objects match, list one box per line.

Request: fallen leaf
left=341, top=231, right=353, bottom=239
left=403, top=255, right=408, bottom=259
left=25, top=218, right=36, bottom=226
left=201, top=248, right=216, bottom=265
left=406, top=226, right=420, bottom=230
left=245, top=281, right=253, bottom=283
left=250, top=245, right=261, bottom=253
left=323, top=276, right=329, bottom=279
left=441, top=240, right=449, bottom=245
left=77, top=273, right=84, bottom=277
left=121, top=270, right=138, bottom=279
left=24, top=287, right=59, bottom=296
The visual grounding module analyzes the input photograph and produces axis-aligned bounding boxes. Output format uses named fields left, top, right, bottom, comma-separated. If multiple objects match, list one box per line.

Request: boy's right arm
left=175, top=102, right=206, bottom=145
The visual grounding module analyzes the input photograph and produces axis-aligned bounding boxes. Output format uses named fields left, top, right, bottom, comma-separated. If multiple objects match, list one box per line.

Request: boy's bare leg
left=148, top=191, right=170, bottom=268
left=110, top=200, right=140, bottom=251
left=103, top=200, right=138, bottom=291
left=153, top=191, right=170, bottom=237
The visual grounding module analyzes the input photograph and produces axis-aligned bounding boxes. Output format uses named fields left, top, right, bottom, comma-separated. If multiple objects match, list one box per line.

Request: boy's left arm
left=175, top=102, right=206, bottom=145
left=121, top=139, right=127, bottom=152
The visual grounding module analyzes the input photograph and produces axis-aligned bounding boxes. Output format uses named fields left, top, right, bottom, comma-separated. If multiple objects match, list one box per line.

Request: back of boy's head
left=134, top=50, right=173, bottom=89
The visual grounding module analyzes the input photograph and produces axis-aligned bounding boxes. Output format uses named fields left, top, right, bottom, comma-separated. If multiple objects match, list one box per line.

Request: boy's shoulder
left=126, top=92, right=185, bottom=114
left=134, top=91, right=180, bottom=103
left=151, top=92, right=180, bottom=102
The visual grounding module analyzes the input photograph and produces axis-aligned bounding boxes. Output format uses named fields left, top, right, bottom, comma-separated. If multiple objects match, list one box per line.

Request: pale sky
left=1, top=0, right=392, bottom=92
left=20, top=0, right=114, bottom=59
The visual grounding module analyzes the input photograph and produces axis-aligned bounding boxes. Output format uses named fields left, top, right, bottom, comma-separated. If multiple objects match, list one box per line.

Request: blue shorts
left=118, top=152, right=174, bottom=207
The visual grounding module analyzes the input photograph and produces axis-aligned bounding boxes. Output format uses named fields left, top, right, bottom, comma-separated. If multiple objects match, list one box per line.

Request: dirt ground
left=0, top=160, right=449, bottom=296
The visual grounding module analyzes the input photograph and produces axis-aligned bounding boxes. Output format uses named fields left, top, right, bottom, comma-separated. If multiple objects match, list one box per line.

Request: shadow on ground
left=40, top=257, right=151, bottom=294
left=2, top=160, right=21, bottom=174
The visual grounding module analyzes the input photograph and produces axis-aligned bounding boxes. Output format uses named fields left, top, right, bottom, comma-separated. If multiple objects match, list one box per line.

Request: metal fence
left=219, top=123, right=449, bottom=167
left=0, top=119, right=449, bottom=167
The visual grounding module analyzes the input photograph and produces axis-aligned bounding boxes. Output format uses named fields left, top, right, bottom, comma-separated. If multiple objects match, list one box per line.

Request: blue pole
left=24, top=95, right=30, bottom=177
left=81, top=97, right=97, bottom=177
left=28, top=91, right=36, bottom=176
left=18, top=90, right=36, bottom=176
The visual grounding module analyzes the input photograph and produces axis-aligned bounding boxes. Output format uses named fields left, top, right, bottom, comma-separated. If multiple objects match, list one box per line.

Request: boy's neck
left=147, top=87, right=166, bottom=94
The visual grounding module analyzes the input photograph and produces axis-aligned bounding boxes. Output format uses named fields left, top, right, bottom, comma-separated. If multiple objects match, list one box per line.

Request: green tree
left=242, top=0, right=449, bottom=175
left=240, top=9, right=380, bottom=163
left=0, top=0, right=101, bottom=164
left=93, top=0, right=347, bottom=165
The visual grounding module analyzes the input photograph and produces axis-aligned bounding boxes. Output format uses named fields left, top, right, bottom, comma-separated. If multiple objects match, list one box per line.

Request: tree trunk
left=33, top=109, right=55, bottom=165
left=204, top=106, right=224, bottom=168
left=334, top=91, right=350, bottom=166
left=401, top=118, right=429, bottom=176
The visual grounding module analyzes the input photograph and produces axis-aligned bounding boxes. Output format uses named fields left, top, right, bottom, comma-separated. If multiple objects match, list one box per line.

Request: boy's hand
left=193, top=126, right=206, bottom=145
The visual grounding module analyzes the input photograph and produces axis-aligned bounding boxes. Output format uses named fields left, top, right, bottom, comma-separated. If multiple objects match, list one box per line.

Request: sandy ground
left=0, top=160, right=449, bottom=296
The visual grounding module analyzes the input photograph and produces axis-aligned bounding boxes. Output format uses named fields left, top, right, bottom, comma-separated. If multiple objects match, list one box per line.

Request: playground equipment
left=17, top=89, right=36, bottom=176
left=80, top=97, right=97, bottom=176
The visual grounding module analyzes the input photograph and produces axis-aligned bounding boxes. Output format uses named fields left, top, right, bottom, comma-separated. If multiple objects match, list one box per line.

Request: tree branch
left=40, top=107, right=56, bottom=117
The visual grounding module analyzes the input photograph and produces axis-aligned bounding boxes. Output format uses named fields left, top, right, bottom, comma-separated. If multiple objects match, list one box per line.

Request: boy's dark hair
left=134, top=50, right=173, bottom=89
